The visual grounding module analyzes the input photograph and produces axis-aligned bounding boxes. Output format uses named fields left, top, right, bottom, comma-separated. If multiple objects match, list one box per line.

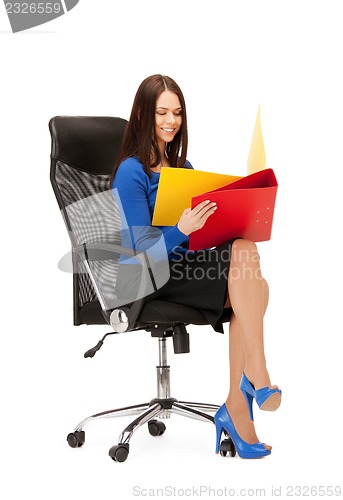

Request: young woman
left=111, top=74, right=281, bottom=459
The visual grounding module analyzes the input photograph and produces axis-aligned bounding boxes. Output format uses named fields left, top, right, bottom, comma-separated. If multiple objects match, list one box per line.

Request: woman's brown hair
left=110, top=74, right=188, bottom=186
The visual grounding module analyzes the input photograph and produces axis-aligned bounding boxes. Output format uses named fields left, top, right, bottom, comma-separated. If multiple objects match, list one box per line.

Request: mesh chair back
left=49, top=116, right=128, bottom=325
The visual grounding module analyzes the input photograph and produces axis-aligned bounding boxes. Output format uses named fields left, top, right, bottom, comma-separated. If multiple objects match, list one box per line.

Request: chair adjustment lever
left=84, top=332, right=115, bottom=358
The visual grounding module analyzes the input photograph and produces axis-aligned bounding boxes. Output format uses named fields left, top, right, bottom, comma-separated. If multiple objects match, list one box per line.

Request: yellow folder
left=152, top=168, right=241, bottom=226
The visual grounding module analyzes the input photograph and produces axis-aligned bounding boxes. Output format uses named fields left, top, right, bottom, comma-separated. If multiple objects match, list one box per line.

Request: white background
left=1, top=1, right=342, bottom=499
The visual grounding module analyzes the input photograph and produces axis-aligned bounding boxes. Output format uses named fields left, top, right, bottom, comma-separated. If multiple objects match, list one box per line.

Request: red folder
left=189, top=169, right=278, bottom=251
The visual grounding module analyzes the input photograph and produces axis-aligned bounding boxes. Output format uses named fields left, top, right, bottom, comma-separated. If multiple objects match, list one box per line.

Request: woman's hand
left=177, top=200, right=217, bottom=236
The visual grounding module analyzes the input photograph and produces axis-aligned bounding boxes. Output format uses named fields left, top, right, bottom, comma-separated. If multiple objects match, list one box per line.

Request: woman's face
left=155, top=90, right=182, bottom=150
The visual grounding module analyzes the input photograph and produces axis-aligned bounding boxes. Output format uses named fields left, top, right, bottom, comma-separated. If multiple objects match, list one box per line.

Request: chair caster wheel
left=219, top=438, right=236, bottom=457
left=148, top=419, right=166, bottom=436
left=109, top=443, right=129, bottom=462
left=67, top=431, right=85, bottom=448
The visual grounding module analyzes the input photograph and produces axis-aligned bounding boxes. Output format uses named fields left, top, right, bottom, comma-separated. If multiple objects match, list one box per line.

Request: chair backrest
left=49, top=116, right=128, bottom=325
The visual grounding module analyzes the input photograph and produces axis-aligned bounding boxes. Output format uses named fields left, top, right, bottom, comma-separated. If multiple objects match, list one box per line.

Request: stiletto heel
left=215, top=422, right=223, bottom=454
left=214, top=404, right=271, bottom=459
left=241, top=388, right=254, bottom=421
left=240, top=373, right=282, bottom=419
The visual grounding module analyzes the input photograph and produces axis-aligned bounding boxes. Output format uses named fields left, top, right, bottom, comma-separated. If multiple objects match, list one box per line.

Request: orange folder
left=189, top=169, right=278, bottom=250
left=152, top=168, right=242, bottom=226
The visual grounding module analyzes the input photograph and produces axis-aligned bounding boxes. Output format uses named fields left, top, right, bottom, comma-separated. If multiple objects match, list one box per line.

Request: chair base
left=67, top=398, right=220, bottom=462
left=66, top=337, right=221, bottom=461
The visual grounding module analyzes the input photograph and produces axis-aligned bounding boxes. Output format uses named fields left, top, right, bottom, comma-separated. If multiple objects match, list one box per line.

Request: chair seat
left=79, top=299, right=208, bottom=327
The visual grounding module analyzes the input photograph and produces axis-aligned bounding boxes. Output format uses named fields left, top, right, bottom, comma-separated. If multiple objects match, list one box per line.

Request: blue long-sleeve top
left=112, top=156, right=193, bottom=261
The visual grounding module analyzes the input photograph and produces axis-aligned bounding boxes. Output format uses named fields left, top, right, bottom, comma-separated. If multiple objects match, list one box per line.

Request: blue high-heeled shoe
left=240, top=372, right=282, bottom=421
left=214, top=404, right=271, bottom=459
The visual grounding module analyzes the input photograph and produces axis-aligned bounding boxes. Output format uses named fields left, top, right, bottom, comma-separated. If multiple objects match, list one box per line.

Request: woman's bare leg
left=224, top=281, right=271, bottom=447
left=222, top=239, right=273, bottom=447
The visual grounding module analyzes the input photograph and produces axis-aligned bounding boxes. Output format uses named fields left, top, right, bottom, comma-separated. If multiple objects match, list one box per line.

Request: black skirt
left=116, top=239, right=238, bottom=333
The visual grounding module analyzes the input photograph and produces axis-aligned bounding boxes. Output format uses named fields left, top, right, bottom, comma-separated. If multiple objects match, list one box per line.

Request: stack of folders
left=152, top=167, right=278, bottom=251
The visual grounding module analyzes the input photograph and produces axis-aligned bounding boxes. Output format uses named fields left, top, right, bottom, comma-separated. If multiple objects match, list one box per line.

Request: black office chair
left=49, top=116, right=235, bottom=462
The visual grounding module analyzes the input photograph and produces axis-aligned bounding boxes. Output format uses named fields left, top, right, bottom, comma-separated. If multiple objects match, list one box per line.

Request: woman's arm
left=112, top=158, right=188, bottom=257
